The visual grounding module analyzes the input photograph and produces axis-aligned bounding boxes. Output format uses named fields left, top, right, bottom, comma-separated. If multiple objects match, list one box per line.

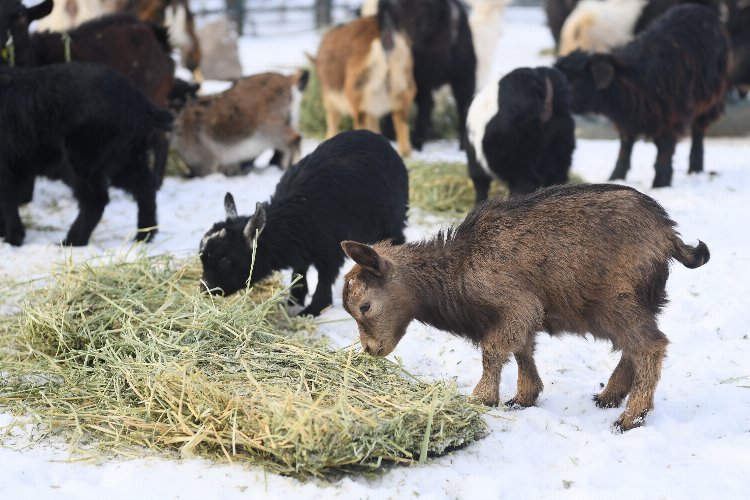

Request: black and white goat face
left=199, top=193, right=267, bottom=296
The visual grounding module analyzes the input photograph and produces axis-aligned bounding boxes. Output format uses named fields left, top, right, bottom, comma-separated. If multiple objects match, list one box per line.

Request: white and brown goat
left=171, top=70, right=308, bottom=176
left=315, top=0, right=415, bottom=157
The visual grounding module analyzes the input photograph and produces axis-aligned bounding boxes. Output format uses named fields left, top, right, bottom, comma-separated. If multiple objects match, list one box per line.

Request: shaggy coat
left=554, top=4, right=730, bottom=188
left=0, top=62, right=172, bottom=246
left=315, top=1, right=415, bottom=157
left=171, top=70, right=308, bottom=176
left=466, top=67, right=575, bottom=200
left=199, top=130, right=409, bottom=317
left=341, top=183, right=709, bottom=431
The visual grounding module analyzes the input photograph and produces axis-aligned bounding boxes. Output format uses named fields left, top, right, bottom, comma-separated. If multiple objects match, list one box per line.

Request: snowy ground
left=3, top=5, right=750, bottom=499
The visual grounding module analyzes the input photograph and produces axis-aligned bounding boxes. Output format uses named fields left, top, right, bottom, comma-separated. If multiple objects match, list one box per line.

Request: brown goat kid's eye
left=359, top=303, right=371, bottom=314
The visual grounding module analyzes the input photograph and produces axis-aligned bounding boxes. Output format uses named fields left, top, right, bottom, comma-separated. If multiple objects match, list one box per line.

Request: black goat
left=544, top=0, right=580, bottom=48
left=555, top=4, right=730, bottom=188
left=372, top=0, right=476, bottom=150
left=0, top=62, right=172, bottom=246
left=199, top=130, right=409, bottom=317
left=466, top=67, right=575, bottom=201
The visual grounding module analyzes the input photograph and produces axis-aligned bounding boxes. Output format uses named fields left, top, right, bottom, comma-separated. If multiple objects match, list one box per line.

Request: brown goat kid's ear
left=224, top=192, right=238, bottom=219
left=341, top=241, right=388, bottom=277
left=243, top=202, right=266, bottom=243
left=27, top=0, right=54, bottom=21
left=591, top=58, right=615, bottom=90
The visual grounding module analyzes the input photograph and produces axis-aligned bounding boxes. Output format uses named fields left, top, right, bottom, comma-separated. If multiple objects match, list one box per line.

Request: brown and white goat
left=315, top=1, right=415, bottom=157
left=341, top=183, right=709, bottom=432
left=171, top=70, right=308, bottom=176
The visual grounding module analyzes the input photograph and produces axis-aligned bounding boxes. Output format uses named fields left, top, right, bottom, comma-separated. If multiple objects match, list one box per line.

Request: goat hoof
left=613, top=410, right=649, bottom=432
left=652, top=174, right=672, bottom=188
left=4, top=233, right=24, bottom=247
left=505, top=397, right=534, bottom=410
left=593, top=393, right=623, bottom=409
left=135, top=230, right=157, bottom=243
left=62, top=237, right=87, bottom=247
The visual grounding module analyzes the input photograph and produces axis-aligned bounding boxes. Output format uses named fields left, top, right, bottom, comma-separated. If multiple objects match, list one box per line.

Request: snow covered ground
left=2, top=5, right=750, bottom=499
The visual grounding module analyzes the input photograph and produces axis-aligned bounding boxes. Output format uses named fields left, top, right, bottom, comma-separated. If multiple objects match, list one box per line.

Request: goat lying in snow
left=342, top=183, right=709, bottom=431
left=466, top=66, right=575, bottom=200
left=0, top=62, right=171, bottom=246
left=171, top=70, right=308, bottom=176
left=198, top=130, right=409, bottom=317
left=315, top=0, right=416, bottom=157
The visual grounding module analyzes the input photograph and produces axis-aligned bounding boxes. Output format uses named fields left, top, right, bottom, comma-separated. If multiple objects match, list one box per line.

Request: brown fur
left=171, top=71, right=306, bottom=176
left=315, top=15, right=416, bottom=157
left=341, top=183, right=709, bottom=432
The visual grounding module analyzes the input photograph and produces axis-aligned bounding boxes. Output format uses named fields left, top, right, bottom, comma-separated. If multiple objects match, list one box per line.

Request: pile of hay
left=407, top=160, right=587, bottom=217
left=0, top=252, right=486, bottom=477
left=407, top=159, right=508, bottom=217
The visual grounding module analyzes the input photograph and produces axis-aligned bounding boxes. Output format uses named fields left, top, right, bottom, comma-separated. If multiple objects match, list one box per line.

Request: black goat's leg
left=0, top=201, right=24, bottom=246
left=289, top=266, right=309, bottom=306
left=451, top=74, right=475, bottom=151
left=610, top=131, right=635, bottom=181
left=689, top=122, right=708, bottom=175
left=411, top=86, right=434, bottom=151
left=299, top=263, right=337, bottom=317
left=134, top=184, right=158, bottom=242
left=64, top=192, right=108, bottom=246
left=652, top=134, right=677, bottom=188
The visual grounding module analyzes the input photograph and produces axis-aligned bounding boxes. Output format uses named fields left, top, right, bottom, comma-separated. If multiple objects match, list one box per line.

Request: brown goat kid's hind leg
left=615, top=342, right=667, bottom=431
left=472, top=333, right=510, bottom=406
left=594, top=354, right=635, bottom=408
left=507, top=336, right=544, bottom=408
left=324, top=105, right=341, bottom=139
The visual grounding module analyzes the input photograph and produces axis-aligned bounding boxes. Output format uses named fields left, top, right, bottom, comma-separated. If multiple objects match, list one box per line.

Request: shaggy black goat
left=199, top=130, right=409, bottom=317
left=555, top=4, right=730, bottom=188
left=466, top=67, right=575, bottom=201
left=368, top=0, right=477, bottom=150
left=0, top=63, right=172, bottom=246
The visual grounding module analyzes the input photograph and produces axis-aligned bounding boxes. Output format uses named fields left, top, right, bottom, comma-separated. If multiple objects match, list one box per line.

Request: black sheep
left=554, top=4, right=730, bottom=188
left=466, top=67, right=576, bottom=201
left=199, top=130, right=409, bottom=317
left=0, top=62, right=172, bottom=246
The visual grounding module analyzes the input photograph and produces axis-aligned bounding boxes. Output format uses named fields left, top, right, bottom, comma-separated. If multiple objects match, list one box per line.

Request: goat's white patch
left=207, top=133, right=275, bottom=166
left=360, top=0, right=379, bottom=16
left=165, top=2, right=193, bottom=52
left=362, top=34, right=413, bottom=118
left=469, top=0, right=509, bottom=89
left=290, top=85, right=303, bottom=129
left=466, top=78, right=500, bottom=179
left=559, top=0, right=647, bottom=55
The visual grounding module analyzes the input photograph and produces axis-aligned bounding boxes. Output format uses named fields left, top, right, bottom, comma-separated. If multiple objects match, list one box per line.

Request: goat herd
left=0, top=0, right=741, bottom=431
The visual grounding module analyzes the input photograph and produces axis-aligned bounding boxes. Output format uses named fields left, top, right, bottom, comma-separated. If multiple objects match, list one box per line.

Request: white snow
left=2, top=5, right=750, bottom=499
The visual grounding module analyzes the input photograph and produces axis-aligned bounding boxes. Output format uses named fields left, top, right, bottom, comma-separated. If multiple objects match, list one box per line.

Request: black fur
left=199, top=130, right=409, bottom=317
left=467, top=67, right=576, bottom=201
left=544, top=0, right=580, bottom=47
left=385, top=0, right=476, bottom=150
left=554, top=5, right=730, bottom=188
left=0, top=62, right=172, bottom=246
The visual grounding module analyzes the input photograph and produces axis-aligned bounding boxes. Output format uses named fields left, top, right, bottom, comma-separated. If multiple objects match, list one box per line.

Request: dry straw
left=0, top=251, right=486, bottom=478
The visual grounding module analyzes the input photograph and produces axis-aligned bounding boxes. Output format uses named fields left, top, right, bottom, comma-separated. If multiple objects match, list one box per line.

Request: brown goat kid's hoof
left=505, top=397, right=537, bottom=410
left=613, top=410, right=649, bottom=432
left=593, top=393, right=625, bottom=409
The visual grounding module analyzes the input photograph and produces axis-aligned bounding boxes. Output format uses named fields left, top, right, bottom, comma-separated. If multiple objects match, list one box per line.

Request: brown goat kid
left=171, top=70, right=308, bottom=176
left=315, top=2, right=416, bottom=156
left=342, top=184, right=709, bottom=432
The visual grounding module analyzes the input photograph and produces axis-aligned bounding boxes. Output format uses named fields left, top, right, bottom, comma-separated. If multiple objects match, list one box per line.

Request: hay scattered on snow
left=0, top=251, right=486, bottom=478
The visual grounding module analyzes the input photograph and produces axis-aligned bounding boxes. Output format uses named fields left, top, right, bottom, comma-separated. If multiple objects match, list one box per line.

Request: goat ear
left=243, top=203, right=267, bottom=243
left=27, top=0, right=53, bottom=21
left=590, top=58, right=615, bottom=90
left=540, top=75, right=554, bottom=122
left=224, top=192, right=238, bottom=219
left=341, top=241, right=389, bottom=277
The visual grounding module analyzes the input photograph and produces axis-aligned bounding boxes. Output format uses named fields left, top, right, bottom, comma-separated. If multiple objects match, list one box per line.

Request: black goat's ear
left=591, top=58, right=615, bottom=90
left=27, top=0, right=53, bottom=21
left=341, top=241, right=389, bottom=277
left=243, top=202, right=266, bottom=242
left=224, top=192, right=238, bottom=219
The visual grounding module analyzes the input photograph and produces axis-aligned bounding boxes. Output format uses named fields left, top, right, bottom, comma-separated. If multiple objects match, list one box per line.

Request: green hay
left=407, top=159, right=587, bottom=218
left=0, top=251, right=486, bottom=478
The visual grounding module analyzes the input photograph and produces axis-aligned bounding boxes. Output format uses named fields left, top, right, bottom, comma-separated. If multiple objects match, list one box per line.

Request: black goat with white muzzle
left=199, top=130, right=409, bottom=317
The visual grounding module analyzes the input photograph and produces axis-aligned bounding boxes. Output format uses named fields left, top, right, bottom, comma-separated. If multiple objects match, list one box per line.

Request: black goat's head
left=0, top=0, right=51, bottom=67
left=198, top=193, right=268, bottom=296
left=554, top=50, right=615, bottom=114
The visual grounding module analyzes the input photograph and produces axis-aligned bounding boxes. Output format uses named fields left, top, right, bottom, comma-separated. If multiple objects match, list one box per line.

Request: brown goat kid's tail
left=674, top=239, right=710, bottom=269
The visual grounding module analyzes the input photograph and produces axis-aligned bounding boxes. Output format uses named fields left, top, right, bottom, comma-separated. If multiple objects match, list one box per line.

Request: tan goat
left=315, top=2, right=416, bottom=157
left=171, top=70, right=308, bottom=176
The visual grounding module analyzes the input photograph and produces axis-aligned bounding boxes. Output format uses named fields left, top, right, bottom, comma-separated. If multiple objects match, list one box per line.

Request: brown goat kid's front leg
left=507, top=335, right=544, bottom=408
left=391, top=107, right=412, bottom=158
left=323, top=104, right=341, bottom=140
left=594, top=353, right=635, bottom=408
left=472, top=333, right=510, bottom=406
left=616, top=341, right=667, bottom=431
